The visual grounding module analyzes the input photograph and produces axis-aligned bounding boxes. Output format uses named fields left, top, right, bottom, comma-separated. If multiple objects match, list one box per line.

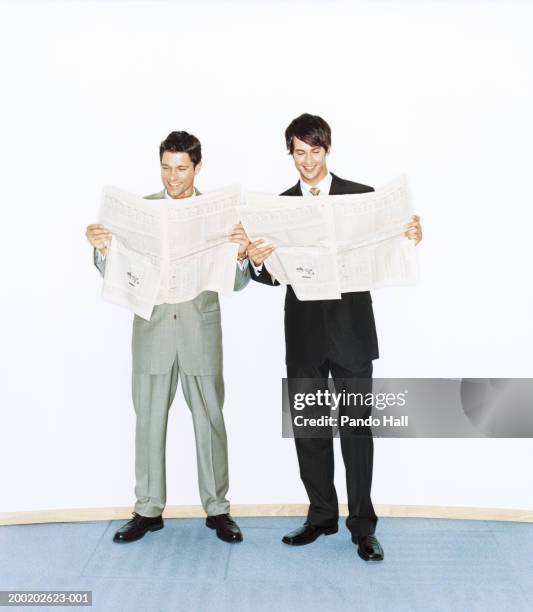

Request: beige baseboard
left=1, top=504, right=532, bottom=526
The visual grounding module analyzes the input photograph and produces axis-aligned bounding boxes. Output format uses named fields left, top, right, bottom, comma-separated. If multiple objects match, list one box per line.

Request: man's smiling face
left=291, top=137, right=329, bottom=186
left=160, top=151, right=201, bottom=199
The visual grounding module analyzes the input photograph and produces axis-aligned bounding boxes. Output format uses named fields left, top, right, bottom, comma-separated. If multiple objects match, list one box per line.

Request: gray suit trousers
left=132, top=321, right=230, bottom=517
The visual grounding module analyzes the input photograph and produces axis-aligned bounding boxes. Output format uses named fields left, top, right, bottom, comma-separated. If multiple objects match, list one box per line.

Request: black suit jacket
left=252, top=172, right=379, bottom=369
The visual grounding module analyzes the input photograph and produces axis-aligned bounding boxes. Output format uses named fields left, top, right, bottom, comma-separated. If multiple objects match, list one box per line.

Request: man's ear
left=194, top=161, right=203, bottom=175
left=326, top=148, right=331, bottom=156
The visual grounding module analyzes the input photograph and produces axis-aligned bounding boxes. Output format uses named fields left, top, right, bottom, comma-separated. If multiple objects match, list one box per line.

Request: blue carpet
left=0, top=517, right=531, bottom=611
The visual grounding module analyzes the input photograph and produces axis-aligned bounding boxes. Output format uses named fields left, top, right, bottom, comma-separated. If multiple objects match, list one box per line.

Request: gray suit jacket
left=94, top=187, right=250, bottom=375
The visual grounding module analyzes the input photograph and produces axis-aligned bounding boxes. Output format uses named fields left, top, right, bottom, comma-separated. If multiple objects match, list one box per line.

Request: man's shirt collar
left=299, top=172, right=332, bottom=196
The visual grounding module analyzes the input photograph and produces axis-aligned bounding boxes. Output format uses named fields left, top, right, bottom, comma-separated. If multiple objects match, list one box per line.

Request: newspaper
left=98, top=184, right=240, bottom=320
left=240, top=176, right=418, bottom=300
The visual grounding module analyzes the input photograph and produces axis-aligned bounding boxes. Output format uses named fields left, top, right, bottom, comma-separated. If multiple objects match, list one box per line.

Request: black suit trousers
left=287, top=359, right=378, bottom=538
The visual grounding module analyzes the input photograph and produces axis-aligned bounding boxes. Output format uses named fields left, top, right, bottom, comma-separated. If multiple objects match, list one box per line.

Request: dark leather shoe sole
left=206, top=518, right=243, bottom=543
left=113, top=521, right=164, bottom=543
left=357, top=546, right=384, bottom=562
left=282, top=524, right=338, bottom=546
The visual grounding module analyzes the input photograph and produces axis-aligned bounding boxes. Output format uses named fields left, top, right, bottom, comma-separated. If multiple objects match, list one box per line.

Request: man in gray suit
left=86, top=131, right=250, bottom=543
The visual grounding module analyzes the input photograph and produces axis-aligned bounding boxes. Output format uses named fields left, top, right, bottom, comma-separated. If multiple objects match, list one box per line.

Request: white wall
left=1, top=0, right=532, bottom=514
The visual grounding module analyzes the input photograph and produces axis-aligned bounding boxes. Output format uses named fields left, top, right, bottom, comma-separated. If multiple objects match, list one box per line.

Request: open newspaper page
left=240, top=176, right=418, bottom=300
left=333, top=176, right=419, bottom=292
left=98, top=184, right=241, bottom=319
left=99, top=186, right=162, bottom=320
left=240, top=193, right=342, bottom=300
left=163, top=185, right=240, bottom=303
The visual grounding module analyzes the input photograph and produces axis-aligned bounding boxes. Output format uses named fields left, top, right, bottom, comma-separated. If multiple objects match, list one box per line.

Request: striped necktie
left=309, top=187, right=320, bottom=196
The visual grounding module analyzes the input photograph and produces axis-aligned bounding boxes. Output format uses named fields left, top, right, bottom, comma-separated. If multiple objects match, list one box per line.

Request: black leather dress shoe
left=113, top=513, right=164, bottom=543
left=282, top=522, right=338, bottom=546
left=355, top=534, right=384, bottom=561
left=206, top=514, right=243, bottom=543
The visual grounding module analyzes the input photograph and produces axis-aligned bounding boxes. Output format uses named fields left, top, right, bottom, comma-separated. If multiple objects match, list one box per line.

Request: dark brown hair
left=285, top=113, right=331, bottom=154
left=159, top=131, right=202, bottom=166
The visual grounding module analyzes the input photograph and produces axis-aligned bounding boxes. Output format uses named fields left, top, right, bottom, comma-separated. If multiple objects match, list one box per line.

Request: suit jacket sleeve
left=93, top=248, right=106, bottom=278
left=233, top=261, right=251, bottom=291
left=250, top=263, right=280, bottom=287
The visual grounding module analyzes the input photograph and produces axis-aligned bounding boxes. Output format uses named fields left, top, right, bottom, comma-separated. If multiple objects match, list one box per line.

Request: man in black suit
left=246, top=113, right=422, bottom=561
